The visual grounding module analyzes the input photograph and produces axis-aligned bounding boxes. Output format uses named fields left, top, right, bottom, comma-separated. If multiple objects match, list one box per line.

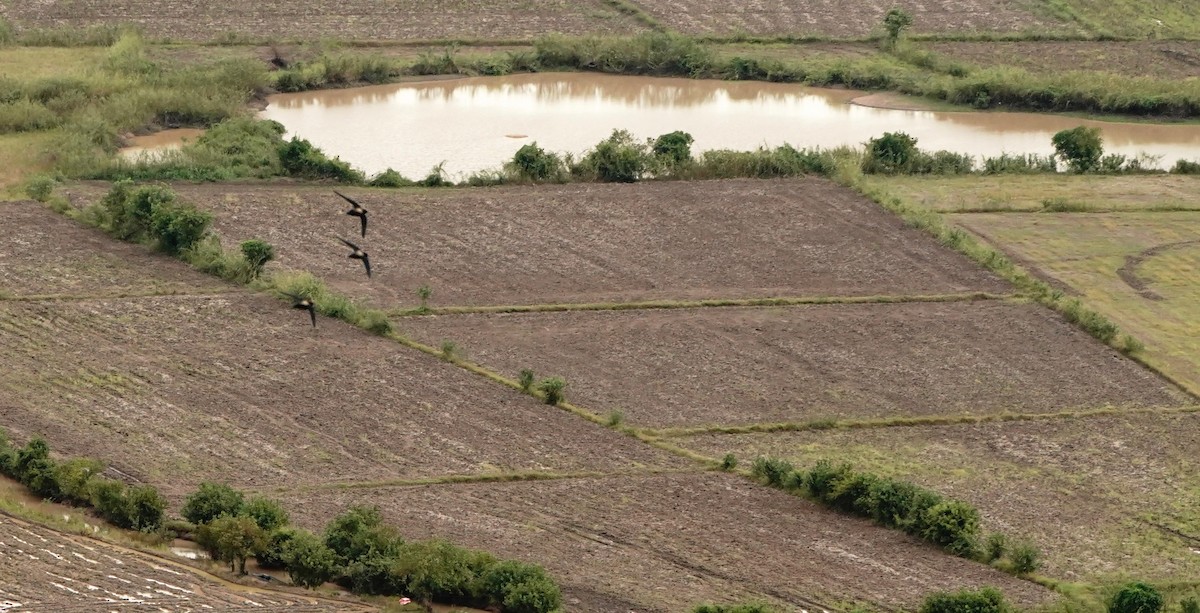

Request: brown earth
left=0, top=201, right=232, bottom=299
left=274, top=472, right=1054, bottom=612
left=398, top=301, right=1190, bottom=427
left=926, top=40, right=1200, bottom=79
left=0, top=514, right=360, bottom=611
left=74, top=179, right=1012, bottom=309
left=0, top=204, right=686, bottom=492
left=0, top=0, right=646, bottom=42
left=626, top=0, right=1070, bottom=37
left=678, top=411, right=1200, bottom=582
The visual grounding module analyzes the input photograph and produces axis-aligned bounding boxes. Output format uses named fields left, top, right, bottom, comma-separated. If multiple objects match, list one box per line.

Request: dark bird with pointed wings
left=283, top=291, right=317, bottom=327
left=334, top=190, right=368, bottom=238
left=337, top=237, right=372, bottom=278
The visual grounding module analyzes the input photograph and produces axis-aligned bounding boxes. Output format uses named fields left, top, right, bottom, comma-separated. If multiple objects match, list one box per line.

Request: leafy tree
left=574, top=129, right=648, bottom=183
left=1052, top=126, right=1104, bottom=173
left=883, top=8, right=914, bottom=49
left=204, top=514, right=265, bottom=575
left=150, top=202, right=212, bottom=255
left=181, top=482, right=245, bottom=525
left=863, top=132, right=919, bottom=174
left=503, top=574, right=563, bottom=613
left=282, top=530, right=338, bottom=588
left=511, top=142, right=564, bottom=182
left=393, top=540, right=492, bottom=604
left=324, top=505, right=403, bottom=565
left=53, top=457, right=105, bottom=502
left=88, top=478, right=132, bottom=527
left=242, top=495, right=289, bottom=532
left=653, top=131, right=695, bottom=165
left=239, top=240, right=275, bottom=278
left=125, top=484, right=167, bottom=531
left=1109, top=582, right=1163, bottom=613
left=476, top=560, right=560, bottom=612
left=256, top=527, right=297, bottom=569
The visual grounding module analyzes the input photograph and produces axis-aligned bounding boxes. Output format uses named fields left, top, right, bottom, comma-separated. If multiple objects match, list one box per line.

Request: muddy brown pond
left=133, top=73, right=1200, bottom=177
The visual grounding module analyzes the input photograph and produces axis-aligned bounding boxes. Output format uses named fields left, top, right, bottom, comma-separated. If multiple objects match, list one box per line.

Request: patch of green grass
left=1057, top=0, right=1200, bottom=38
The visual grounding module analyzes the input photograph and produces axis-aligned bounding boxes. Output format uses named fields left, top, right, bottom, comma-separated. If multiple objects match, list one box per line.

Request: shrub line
left=390, top=291, right=1013, bottom=317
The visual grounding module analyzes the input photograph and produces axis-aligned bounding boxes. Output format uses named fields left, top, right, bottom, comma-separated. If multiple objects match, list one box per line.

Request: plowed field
left=80, top=179, right=1011, bottom=309
left=0, top=515, right=360, bottom=612
left=274, top=473, right=1053, bottom=612
left=399, top=301, right=1189, bottom=427
left=679, top=411, right=1200, bottom=582
left=626, top=0, right=1069, bottom=37
left=0, top=0, right=646, bottom=42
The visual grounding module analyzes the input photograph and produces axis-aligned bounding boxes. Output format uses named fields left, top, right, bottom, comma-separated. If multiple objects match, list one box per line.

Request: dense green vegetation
left=0, top=430, right=166, bottom=531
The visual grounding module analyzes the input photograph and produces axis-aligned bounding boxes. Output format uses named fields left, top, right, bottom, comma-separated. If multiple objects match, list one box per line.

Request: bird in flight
left=334, top=190, right=368, bottom=238
left=337, top=237, right=372, bottom=278
left=282, top=291, right=316, bottom=327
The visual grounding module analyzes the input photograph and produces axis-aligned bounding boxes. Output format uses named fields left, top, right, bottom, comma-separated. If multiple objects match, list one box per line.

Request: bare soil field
left=399, top=301, right=1189, bottom=428
left=926, top=41, right=1200, bottom=79
left=679, top=411, right=1200, bottom=582
left=0, top=202, right=232, bottom=299
left=0, top=206, right=685, bottom=492
left=0, top=0, right=646, bottom=42
left=626, top=0, right=1070, bottom=37
left=0, top=514, right=357, bottom=611
left=275, top=472, right=1052, bottom=612
left=80, top=179, right=1011, bottom=309
left=953, top=211, right=1200, bottom=394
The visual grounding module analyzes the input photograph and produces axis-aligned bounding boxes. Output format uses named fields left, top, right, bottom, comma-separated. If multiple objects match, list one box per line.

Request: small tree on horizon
left=883, top=8, right=914, bottom=50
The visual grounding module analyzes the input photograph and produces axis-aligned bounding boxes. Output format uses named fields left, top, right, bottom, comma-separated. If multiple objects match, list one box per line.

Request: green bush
left=537, top=377, right=567, bottom=405
left=324, top=505, right=404, bottom=565
left=865, top=478, right=935, bottom=530
left=1008, top=540, right=1041, bottom=575
left=369, top=168, right=414, bottom=187
left=1172, top=160, right=1200, bottom=174
left=804, top=459, right=850, bottom=501
left=720, top=453, right=737, bottom=471
left=826, top=470, right=880, bottom=515
left=53, top=457, right=105, bottom=502
left=124, top=484, right=166, bottom=531
left=181, top=482, right=245, bottom=525
left=1180, top=597, right=1199, bottom=613
left=750, top=456, right=795, bottom=488
left=883, top=8, right=914, bottom=50
left=239, top=239, right=275, bottom=279
left=202, top=514, right=265, bottom=575
left=476, top=560, right=562, bottom=613
left=920, top=587, right=1008, bottom=613
left=1110, top=582, right=1163, bottom=613
left=862, top=132, right=920, bottom=174
left=921, top=500, right=981, bottom=557
left=653, top=130, right=694, bottom=165
left=694, top=604, right=777, bottom=613
left=150, top=201, right=212, bottom=255
left=984, top=532, right=1008, bottom=563
left=690, top=145, right=836, bottom=179
left=25, top=174, right=56, bottom=202
left=1052, top=126, right=1104, bottom=173
left=510, top=142, right=565, bottom=182
left=982, top=153, right=1056, bottom=174
left=279, top=136, right=364, bottom=183
left=572, top=129, right=648, bottom=183
left=518, top=369, right=536, bottom=392
left=392, top=540, right=494, bottom=605
left=282, top=529, right=338, bottom=588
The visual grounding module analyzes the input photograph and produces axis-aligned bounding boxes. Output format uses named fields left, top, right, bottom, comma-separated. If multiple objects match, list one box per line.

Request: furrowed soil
left=399, top=301, right=1189, bottom=427
left=0, top=202, right=233, bottom=299
left=679, top=411, right=1200, bottom=582
left=952, top=211, right=1200, bottom=394
left=0, top=0, right=647, bottom=42
left=0, top=204, right=686, bottom=492
left=925, top=41, right=1200, bottom=79
left=77, top=179, right=1012, bottom=309
left=273, top=472, right=1053, bottom=612
left=624, top=0, right=1070, bottom=37
left=0, top=514, right=360, bottom=611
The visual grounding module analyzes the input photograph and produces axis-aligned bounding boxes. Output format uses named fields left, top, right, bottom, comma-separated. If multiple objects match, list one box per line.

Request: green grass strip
left=391, top=291, right=1013, bottom=317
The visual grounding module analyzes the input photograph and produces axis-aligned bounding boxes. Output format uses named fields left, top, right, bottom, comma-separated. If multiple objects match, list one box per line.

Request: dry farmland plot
left=0, top=515, right=360, bottom=612
left=867, top=175, right=1200, bottom=213
left=123, top=179, right=1010, bottom=309
left=925, top=41, right=1200, bottom=79
left=624, top=0, right=1070, bottom=37
left=0, top=201, right=233, bottom=299
left=953, top=211, right=1200, bottom=394
left=274, top=473, right=1052, bottom=612
left=399, top=301, right=1189, bottom=428
left=0, top=204, right=686, bottom=492
left=0, top=0, right=647, bottom=42
left=679, top=411, right=1200, bottom=582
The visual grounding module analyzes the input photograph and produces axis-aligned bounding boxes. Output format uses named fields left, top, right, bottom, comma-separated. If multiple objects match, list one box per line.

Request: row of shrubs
left=749, top=457, right=1040, bottom=573
left=178, top=483, right=561, bottom=612
left=0, top=430, right=166, bottom=532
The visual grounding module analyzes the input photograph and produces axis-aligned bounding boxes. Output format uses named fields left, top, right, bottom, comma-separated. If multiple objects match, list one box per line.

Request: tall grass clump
left=689, top=144, right=837, bottom=179
left=982, top=153, right=1056, bottom=174
left=534, top=32, right=713, bottom=77
left=536, top=377, right=567, bottom=405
